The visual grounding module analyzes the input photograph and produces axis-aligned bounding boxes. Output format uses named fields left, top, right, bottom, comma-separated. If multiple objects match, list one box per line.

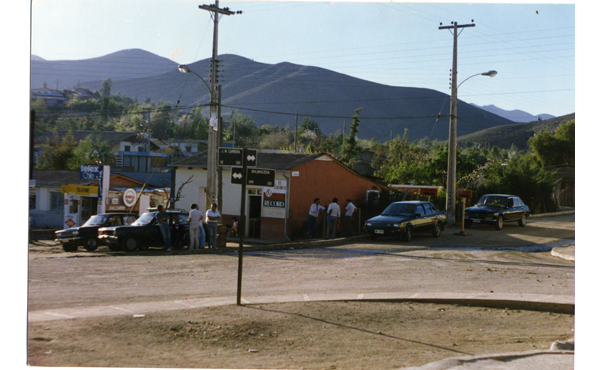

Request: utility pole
left=439, top=21, right=474, bottom=226
left=199, top=1, right=242, bottom=208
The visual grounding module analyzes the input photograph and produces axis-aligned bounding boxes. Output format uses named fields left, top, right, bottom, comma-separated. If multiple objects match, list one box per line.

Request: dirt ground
left=28, top=300, right=573, bottom=369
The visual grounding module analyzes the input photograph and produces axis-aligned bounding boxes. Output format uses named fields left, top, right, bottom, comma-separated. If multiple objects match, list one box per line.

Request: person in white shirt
left=326, top=197, right=341, bottom=239
left=306, top=198, right=325, bottom=238
left=205, top=203, right=221, bottom=249
left=187, top=204, right=205, bottom=250
left=344, top=198, right=356, bottom=236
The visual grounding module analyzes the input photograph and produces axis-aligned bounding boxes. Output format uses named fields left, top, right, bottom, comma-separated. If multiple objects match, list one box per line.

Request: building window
left=124, top=145, right=131, bottom=152
left=50, top=191, right=63, bottom=211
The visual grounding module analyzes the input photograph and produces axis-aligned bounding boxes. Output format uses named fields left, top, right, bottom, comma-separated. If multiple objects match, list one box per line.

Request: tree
left=528, top=120, right=575, bottom=166
left=340, top=107, right=363, bottom=166
left=36, top=131, right=77, bottom=170
left=70, top=135, right=114, bottom=168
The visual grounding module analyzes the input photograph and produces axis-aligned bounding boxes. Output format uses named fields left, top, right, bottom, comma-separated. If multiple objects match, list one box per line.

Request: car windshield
left=131, top=212, right=156, bottom=226
left=82, top=214, right=109, bottom=226
left=476, top=196, right=507, bottom=208
left=381, top=203, right=415, bottom=216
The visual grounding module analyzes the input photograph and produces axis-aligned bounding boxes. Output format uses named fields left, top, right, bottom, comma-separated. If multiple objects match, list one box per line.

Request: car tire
left=518, top=214, right=527, bottom=227
left=123, top=237, right=139, bottom=252
left=494, top=216, right=504, bottom=230
left=432, top=222, right=442, bottom=237
left=404, top=226, right=413, bottom=242
left=84, top=237, right=99, bottom=251
left=62, top=243, right=78, bottom=252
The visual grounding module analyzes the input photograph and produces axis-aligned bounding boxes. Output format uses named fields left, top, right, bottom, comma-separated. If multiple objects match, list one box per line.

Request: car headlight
left=365, top=222, right=372, bottom=227
left=393, top=224, right=400, bottom=228
left=72, top=231, right=78, bottom=236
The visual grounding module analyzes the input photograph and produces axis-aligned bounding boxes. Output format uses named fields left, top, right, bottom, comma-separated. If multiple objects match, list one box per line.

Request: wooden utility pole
left=199, top=1, right=242, bottom=207
left=438, top=21, right=474, bottom=226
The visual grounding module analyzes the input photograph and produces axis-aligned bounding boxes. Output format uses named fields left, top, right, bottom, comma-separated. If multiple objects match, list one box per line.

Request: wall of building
left=288, top=156, right=382, bottom=237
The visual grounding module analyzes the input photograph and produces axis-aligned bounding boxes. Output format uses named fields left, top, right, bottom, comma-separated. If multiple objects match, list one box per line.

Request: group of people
left=306, top=197, right=356, bottom=239
left=156, top=203, right=222, bottom=252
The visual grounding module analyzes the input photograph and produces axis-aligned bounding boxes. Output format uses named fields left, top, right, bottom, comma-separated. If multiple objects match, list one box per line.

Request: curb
left=400, top=349, right=574, bottom=370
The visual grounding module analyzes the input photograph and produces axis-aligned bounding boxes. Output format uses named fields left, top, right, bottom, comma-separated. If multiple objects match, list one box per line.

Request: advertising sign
left=263, top=189, right=285, bottom=208
left=80, top=165, right=103, bottom=180
left=123, top=188, right=137, bottom=207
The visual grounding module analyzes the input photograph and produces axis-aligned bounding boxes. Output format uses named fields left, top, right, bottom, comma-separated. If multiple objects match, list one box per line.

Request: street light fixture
left=178, top=65, right=212, bottom=94
left=446, top=70, right=497, bottom=226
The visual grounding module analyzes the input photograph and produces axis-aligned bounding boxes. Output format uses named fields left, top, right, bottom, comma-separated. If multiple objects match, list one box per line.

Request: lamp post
left=446, top=70, right=497, bottom=226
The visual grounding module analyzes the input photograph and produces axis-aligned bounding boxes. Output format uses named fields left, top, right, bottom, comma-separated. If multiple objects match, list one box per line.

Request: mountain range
left=31, top=49, right=561, bottom=142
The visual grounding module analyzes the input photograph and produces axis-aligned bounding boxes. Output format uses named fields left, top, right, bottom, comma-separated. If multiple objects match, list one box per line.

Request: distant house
left=35, top=130, right=168, bottom=173
left=31, top=88, right=67, bottom=107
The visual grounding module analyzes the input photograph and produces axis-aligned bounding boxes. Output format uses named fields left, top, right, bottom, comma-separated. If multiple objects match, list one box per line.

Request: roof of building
left=116, top=171, right=172, bottom=188
left=32, top=169, right=93, bottom=187
left=171, top=151, right=326, bottom=171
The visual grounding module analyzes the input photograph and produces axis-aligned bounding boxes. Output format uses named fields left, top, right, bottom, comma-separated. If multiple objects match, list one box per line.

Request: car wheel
left=62, top=243, right=78, bottom=252
left=518, top=214, right=527, bottom=227
left=404, top=226, right=413, bottom=242
left=432, top=222, right=442, bottom=237
left=83, top=237, right=99, bottom=251
left=123, top=237, right=138, bottom=252
left=494, top=216, right=504, bottom=230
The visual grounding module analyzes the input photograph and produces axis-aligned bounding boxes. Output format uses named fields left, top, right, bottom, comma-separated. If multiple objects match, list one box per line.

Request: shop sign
left=123, top=188, right=137, bottom=207
left=61, top=185, right=98, bottom=196
left=263, top=190, right=285, bottom=208
left=80, top=165, right=103, bottom=180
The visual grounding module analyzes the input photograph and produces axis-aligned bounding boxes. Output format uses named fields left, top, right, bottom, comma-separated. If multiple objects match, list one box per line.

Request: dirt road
left=27, top=214, right=575, bottom=369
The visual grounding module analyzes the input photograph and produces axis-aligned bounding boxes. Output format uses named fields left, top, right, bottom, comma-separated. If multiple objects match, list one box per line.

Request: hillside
left=31, top=49, right=178, bottom=90
left=31, top=50, right=516, bottom=141
left=457, top=113, right=575, bottom=150
left=470, top=104, right=555, bottom=123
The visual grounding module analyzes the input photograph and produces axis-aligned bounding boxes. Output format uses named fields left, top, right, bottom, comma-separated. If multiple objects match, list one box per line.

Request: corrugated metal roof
left=171, top=151, right=327, bottom=171
left=117, top=171, right=172, bottom=188
left=32, top=169, right=92, bottom=187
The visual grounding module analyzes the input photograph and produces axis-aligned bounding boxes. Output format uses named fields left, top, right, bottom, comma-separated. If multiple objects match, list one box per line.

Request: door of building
left=248, top=194, right=262, bottom=238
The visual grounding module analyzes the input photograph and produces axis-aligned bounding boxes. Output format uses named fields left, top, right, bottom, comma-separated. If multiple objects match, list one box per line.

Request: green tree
left=70, top=135, right=114, bottom=168
left=223, top=110, right=262, bottom=147
left=340, top=107, right=363, bottom=165
left=528, top=121, right=575, bottom=166
left=36, top=131, right=77, bottom=170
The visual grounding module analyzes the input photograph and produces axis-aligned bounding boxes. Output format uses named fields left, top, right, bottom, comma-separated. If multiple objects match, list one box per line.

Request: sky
left=27, top=0, right=578, bottom=118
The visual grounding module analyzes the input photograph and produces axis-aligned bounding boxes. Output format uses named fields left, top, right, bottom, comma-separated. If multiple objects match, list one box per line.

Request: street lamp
left=178, top=64, right=219, bottom=208
left=446, top=70, right=497, bottom=226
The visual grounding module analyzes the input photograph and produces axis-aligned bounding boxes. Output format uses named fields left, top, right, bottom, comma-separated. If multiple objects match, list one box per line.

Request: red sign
left=65, top=218, right=76, bottom=228
left=457, top=189, right=472, bottom=199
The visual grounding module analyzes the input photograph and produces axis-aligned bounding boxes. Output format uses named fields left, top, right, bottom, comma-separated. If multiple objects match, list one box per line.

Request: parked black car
left=56, top=213, right=138, bottom=252
left=464, top=194, right=530, bottom=230
left=363, top=201, right=447, bottom=241
left=98, top=210, right=190, bottom=252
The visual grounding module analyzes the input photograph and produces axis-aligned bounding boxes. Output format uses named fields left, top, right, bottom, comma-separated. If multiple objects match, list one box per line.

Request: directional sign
left=219, top=147, right=243, bottom=166
left=246, top=168, right=275, bottom=187
left=244, top=149, right=257, bottom=167
left=231, top=167, right=244, bottom=184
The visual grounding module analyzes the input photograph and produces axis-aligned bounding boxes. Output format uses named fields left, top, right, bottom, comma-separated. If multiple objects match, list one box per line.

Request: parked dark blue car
left=363, top=201, right=447, bottom=241
left=464, top=194, right=530, bottom=230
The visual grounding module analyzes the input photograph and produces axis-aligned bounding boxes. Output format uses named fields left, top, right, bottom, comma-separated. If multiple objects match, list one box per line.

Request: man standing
left=326, top=197, right=340, bottom=239
left=205, top=203, right=221, bottom=249
left=306, top=198, right=324, bottom=238
left=344, top=198, right=356, bottom=236
left=157, top=205, right=171, bottom=252
left=187, top=204, right=205, bottom=250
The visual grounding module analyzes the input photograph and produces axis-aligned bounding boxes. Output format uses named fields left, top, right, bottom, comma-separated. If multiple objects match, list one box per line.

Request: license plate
left=472, top=219, right=481, bottom=223
left=375, top=229, right=384, bottom=234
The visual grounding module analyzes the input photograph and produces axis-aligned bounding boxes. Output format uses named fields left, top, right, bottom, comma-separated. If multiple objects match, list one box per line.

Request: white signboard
left=123, top=188, right=137, bottom=207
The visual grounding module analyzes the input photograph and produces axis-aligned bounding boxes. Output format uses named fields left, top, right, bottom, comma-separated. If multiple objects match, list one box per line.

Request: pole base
left=454, top=231, right=472, bottom=236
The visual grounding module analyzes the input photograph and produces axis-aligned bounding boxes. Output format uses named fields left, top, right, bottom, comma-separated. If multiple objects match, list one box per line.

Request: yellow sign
left=61, top=184, right=99, bottom=196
